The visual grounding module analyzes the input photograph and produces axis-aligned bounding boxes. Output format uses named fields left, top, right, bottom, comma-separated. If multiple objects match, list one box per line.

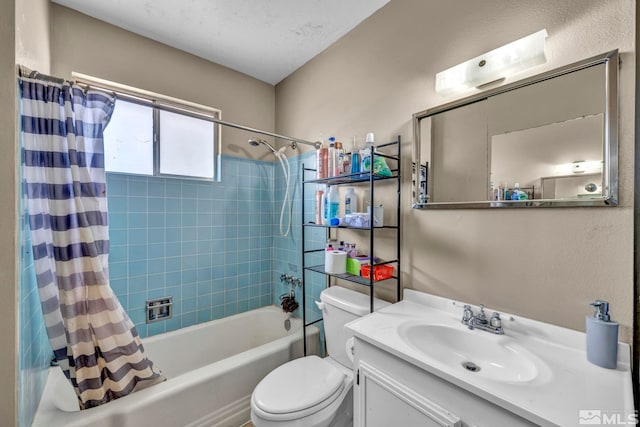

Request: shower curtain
left=20, top=75, right=165, bottom=409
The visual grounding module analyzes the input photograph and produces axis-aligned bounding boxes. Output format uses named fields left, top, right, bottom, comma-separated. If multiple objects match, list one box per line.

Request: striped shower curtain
left=20, top=75, right=165, bottom=409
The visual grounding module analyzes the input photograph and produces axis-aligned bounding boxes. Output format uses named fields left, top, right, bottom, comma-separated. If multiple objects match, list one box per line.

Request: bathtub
left=32, top=306, right=320, bottom=427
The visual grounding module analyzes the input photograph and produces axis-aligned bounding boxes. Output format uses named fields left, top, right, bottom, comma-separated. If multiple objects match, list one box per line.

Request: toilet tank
left=319, top=286, right=390, bottom=368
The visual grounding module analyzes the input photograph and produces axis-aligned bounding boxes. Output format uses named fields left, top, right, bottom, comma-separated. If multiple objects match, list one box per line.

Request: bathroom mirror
left=412, top=50, right=618, bottom=208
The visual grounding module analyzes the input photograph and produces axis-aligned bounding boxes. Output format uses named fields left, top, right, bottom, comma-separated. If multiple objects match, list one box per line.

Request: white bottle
left=327, top=186, right=340, bottom=222
left=321, top=188, right=329, bottom=225
left=344, top=187, right=356, bottom=215
left=360, top=132, right=375, bottom=173
left=327, top=137, right=336, bottom=178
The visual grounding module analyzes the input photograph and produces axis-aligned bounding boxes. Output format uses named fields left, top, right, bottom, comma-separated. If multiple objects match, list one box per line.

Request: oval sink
left=398, top=323, right=540, bottom=383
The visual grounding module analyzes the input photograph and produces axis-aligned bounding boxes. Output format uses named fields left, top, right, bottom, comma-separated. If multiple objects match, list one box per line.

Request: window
left=158, top=110, right=215, bottom=179
left=89, top=75, right=220, bottom=180
left=104, top=100, right=154, bottom=175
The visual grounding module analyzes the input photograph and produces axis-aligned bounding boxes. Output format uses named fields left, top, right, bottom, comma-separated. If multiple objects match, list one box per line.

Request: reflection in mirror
left=490, top=114, right=604, bottom=201
left=412, top=50, right=618, bottom=209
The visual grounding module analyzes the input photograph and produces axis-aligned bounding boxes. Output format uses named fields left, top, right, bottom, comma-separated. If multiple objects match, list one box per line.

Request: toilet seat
left=252, top=356, right=347, bottom=421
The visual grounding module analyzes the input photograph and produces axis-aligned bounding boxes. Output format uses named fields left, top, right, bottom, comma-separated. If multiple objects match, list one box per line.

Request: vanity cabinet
left=353, top=339, right=537, bottom=427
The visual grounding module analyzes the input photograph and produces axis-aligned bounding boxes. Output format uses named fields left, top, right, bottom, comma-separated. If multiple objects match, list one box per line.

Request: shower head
left=248, top=138, right=278, bottom=154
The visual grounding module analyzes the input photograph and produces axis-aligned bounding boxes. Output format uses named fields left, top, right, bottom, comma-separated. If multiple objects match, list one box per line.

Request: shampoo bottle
left=327, top=138, right=336, bottom=178
left=586, top=300, right=619, bottom=369
left=344, top=187, right=356, bottom=215
left=327, top=185, right=340, bottom=222
left=321, top=189, right=329, bottom=225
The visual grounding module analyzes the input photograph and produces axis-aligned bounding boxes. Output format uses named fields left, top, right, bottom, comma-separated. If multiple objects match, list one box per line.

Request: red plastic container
left=361, top=264, right=394, bottom=281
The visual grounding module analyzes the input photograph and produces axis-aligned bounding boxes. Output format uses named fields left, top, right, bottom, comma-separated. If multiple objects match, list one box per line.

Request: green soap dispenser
left=586, top=300, right=618, bottom=369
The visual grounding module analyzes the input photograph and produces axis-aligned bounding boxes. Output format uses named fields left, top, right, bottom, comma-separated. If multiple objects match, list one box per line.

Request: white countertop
left=345, top=289, right=634, bottom=427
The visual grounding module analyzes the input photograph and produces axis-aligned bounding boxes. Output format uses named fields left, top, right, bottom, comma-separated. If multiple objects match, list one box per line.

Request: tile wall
left=272, top=151, right=326, bottom=324
left=106, top=155, right=275, bottom=337
left=18, top=179, right=51, bottom=427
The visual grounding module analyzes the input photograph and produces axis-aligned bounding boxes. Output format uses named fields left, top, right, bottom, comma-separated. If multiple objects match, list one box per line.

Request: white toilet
left=251, top=286, right=389, bottom=427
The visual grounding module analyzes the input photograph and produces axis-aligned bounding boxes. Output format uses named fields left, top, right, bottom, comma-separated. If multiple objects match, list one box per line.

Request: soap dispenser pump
left=586, top=300, right=619, bottom=369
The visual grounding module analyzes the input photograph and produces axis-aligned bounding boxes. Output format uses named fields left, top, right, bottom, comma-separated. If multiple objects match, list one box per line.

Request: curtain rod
left=72, top=72, right=321, bottom=150
left=17, top=64, right=66, bottom=84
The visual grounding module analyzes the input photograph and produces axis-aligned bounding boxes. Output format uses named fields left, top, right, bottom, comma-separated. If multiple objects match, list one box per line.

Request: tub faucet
left=461, top=304, right=504, bottom=335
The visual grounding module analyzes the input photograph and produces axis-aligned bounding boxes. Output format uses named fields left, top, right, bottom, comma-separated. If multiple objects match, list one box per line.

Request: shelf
left=303, top=223, right=399, bottom=230
left=304, top=263, right=399, bottom=286
left=303, top=171, right=399, bottom=185
left=300, top=135, right=401, bottom=357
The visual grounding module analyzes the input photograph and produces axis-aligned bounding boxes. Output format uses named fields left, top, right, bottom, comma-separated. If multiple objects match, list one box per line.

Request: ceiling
left=51, top=0, right=390, bottom=85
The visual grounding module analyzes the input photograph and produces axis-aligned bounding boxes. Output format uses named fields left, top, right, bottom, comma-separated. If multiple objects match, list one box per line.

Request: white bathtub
left=32, top=306, right=320, bottom=427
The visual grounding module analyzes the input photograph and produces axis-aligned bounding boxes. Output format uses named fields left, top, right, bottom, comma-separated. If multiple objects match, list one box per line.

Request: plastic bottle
left=511, top=183, right=521, bottom=200
left=344, top=187, right=356, bottom=215
left=350, top=136, right=360, bottom=175
left=341, top=142, right=351, bottom=176
left=334, top=141, right=344, bottom=176
left=327, top=185, right=340, bottom=222
left=360, top=132, right=375, bottom=174
left=327, top=137, right=336, bottom=178
left=321, top=189, right=329, bottom=225
left=316, top=140, right=328, bottom=179
left=315, top=189, right=324, bottom=224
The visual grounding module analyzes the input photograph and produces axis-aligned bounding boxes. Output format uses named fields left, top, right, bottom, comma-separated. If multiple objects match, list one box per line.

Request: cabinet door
left=356, top=361, right=462, bottom=427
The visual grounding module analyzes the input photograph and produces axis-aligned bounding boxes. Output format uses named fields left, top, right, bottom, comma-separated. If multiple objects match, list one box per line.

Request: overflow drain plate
left=462, top=361, right=481, bottom=372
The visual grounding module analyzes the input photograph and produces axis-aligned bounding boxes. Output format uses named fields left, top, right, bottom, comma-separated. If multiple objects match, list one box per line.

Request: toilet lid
left=253, top=356, right=345, bottom=415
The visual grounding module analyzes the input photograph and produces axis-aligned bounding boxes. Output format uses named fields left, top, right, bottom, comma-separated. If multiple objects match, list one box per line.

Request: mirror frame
left=412, top=50, right=619, bottom=209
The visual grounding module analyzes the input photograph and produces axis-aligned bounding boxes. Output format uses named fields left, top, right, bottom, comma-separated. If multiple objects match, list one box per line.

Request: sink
left=397, top=323, right=541, bottom=383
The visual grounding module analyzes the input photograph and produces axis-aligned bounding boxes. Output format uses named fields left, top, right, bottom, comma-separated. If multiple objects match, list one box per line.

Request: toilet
left=250, top=286, right=389, bottom=427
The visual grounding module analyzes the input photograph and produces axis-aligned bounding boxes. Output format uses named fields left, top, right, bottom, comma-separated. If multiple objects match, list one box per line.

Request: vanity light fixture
left=554, top=160, right=603, bottom=175
left=435, top=29, right=548, bottom=96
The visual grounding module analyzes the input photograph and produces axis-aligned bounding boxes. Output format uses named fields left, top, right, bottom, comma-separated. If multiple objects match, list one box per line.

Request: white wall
left=276, top=0, right=636, bottom=342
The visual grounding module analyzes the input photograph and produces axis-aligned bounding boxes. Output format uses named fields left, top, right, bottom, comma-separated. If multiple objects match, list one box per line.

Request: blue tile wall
left=106, top=155, right=274, bottom=337
left=272, top=152, right=327, bottom=345
left=18, top=171, right=51, bottom=425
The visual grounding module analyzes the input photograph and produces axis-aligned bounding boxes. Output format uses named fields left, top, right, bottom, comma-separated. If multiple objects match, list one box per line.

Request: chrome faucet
left=461, top=304, right=504, bottom=335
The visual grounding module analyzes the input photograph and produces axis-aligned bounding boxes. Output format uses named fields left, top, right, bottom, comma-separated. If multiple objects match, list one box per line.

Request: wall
left=106, top=156, right=274, bottom=338
left=15, top=0, right=50, bottom=73
left=271, top=151, right=326, bottom=323
left=275, top=0, right=636, bottom=342
left=17, top=192, right=50, bottom=427
left=50, top=4, right=275, bottom=161
left=2, top=0, right=18, bottom=424
left=15, top=2, right=57, bottom=426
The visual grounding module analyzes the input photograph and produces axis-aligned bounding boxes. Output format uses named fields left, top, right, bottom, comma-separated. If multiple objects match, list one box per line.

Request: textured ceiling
left=52, top=0, right=390, bottom=85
